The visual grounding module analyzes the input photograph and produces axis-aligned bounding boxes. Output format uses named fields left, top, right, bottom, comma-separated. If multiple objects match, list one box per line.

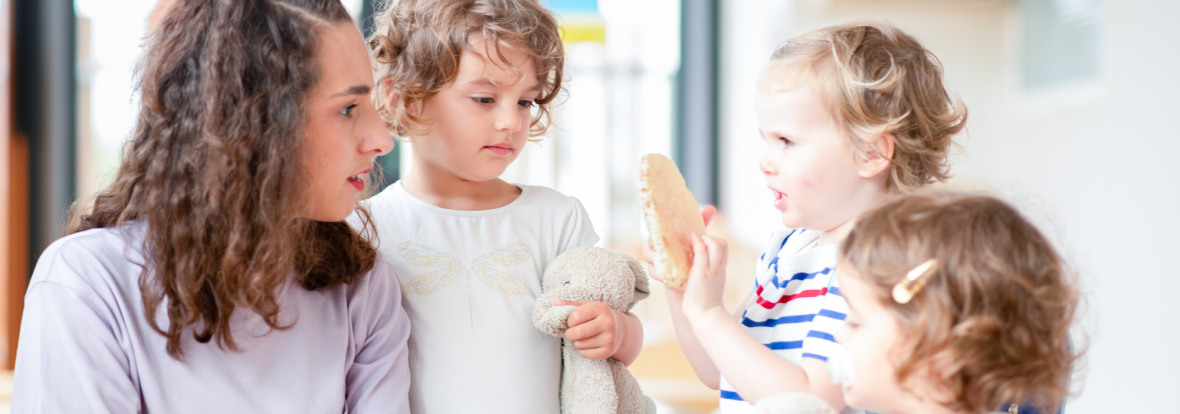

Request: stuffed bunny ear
left=622, top=252, right=651, bottom=309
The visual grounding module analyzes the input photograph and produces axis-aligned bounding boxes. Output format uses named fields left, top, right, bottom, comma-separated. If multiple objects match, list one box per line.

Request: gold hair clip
left=892, top=259, right=938, bottom=304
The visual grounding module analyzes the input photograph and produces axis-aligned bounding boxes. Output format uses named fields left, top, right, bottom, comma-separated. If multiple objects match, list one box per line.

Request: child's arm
left=646, top=205, right=728, bottom=388
left=682, top=234, right=847, bottom=410
left=662, top=283, right=730, bottom=389
left=556, top=299, right=644, bottom=364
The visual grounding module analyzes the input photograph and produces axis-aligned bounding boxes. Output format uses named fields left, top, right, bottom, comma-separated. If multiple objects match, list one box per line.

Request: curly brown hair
left=840, top=191, right=1080, bottom=413
left=367, top=0, right=564, bottom=138
left=69, top=0, right=379, bottom=359
left=767, top=22, right=967, bottom=191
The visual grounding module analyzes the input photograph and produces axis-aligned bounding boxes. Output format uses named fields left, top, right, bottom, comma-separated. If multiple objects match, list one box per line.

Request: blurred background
left=2, top=0, right=1177, bottom=412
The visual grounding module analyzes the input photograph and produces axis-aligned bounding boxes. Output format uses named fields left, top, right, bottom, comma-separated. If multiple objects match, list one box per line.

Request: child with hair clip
left=655, top=22, right=967, bottom=413
left=832, top=191, right=1080, bottom=414
left=358, top=0, right=643, bottom=412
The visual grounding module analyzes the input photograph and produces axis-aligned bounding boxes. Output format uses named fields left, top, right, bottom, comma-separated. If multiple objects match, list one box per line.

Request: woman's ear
left=859, top=133, right=895, bottom=179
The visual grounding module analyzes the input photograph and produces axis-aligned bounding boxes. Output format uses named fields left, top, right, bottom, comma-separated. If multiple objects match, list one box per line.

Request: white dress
left=356, top=182, right=599, bottom=414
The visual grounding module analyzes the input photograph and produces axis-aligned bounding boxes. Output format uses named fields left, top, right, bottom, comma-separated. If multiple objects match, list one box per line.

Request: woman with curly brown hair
left=11, top=0, right=409, bottom=412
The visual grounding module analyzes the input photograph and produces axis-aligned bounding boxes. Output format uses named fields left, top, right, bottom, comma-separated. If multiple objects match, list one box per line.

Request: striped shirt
left=718, top=229, right=861, bottom=414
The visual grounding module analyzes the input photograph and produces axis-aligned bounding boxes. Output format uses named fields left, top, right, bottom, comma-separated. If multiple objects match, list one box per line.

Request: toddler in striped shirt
left=652, top=21, right=967, bottom=413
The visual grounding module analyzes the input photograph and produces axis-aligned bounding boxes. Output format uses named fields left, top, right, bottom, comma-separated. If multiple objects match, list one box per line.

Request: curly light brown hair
left=840, top=191, right=1081, bottom=413
left=367, top=0, right=564, bottom=138
left=767, top=22, right=967, bottom=191
left=69, top=0, right=379, bottom=359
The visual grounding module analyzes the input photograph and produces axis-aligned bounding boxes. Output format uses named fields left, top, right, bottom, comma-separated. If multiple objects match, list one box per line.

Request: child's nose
left=494, top=105, right=522, bottom=132
left=759, top=155, right=777, bottom=175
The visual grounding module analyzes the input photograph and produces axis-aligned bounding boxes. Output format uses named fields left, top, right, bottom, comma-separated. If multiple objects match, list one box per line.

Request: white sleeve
left=559, top=196, right=600, bottom=251
left=12, top=246, right=140, bottom=413
left=345, top=257, right=412, bottom=412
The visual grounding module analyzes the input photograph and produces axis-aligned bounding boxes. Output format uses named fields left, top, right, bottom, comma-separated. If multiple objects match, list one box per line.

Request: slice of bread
left=639, top=154, right=706, bottom=290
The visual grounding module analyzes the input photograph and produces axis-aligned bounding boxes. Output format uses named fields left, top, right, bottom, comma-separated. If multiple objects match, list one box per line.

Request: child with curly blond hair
left=656, top=21, right=967, bottom=413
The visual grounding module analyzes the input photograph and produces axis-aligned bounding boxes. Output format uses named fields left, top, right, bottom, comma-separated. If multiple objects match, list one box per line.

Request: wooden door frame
left=2, top=0, right=28, bottom=370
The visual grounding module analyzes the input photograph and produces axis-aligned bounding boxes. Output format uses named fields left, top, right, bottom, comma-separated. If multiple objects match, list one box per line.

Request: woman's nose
left=362, top=113, right=394, bottom=156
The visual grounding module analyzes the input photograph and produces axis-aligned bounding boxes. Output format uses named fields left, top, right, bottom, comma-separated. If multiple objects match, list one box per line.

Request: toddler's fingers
left=565, top=314, right=608, bottom=342
left=689, top=232, right=709, bottom=271
left=563, top=301, right=612, bottom=332
left=701, top=235, right=727, bottom=271
left=576, top=343, right=611, bottom=360
left=701, top=205, right=717, bottom=227
left=553, top=298, right=583, bottom=307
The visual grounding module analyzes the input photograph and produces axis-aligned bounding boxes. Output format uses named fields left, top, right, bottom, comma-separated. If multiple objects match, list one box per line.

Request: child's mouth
left=771, top=189, right=787, bottom=210
left=484, top=145, right=512, bottom=156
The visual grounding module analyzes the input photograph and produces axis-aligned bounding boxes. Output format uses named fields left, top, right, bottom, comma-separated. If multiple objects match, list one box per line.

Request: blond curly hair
left=767, top=22, right=967, bottom=191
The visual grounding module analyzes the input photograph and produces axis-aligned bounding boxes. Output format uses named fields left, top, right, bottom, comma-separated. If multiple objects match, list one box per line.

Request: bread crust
left=639, top=154, right=706, bottom=289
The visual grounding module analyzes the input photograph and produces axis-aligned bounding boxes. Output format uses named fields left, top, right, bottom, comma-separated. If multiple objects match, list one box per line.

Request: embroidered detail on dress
left=398, top=241, right=530, bottom=297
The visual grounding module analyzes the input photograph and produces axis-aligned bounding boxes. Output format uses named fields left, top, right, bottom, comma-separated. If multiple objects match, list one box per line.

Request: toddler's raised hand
left=681, top=232, right=728, bottom=318
left=643, top=205, right=718, bottom=284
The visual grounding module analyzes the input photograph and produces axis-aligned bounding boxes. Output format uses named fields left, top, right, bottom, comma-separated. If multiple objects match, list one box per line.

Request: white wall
left=719, top=0, right=1180, bottom=411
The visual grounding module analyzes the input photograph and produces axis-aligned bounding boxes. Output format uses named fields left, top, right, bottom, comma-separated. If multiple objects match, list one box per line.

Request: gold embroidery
left=398, top=241, right=530, bottom=297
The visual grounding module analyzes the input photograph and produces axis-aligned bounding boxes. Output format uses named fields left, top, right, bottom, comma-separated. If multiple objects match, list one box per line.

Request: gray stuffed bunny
left=533, top=247, right=657, bottom=414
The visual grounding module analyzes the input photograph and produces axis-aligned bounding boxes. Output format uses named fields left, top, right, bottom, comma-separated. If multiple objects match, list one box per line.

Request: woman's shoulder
left=334, top=252, right=406, bottom=323
left=348, top=251, right=402, bottom=295
left=29, top=224, right=145, bottom=297
left=40, top=225, right=141, bottom=267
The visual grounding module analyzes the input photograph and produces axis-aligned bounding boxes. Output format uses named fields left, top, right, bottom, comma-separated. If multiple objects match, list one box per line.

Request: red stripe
left=756, top=286, right=828, bottom=309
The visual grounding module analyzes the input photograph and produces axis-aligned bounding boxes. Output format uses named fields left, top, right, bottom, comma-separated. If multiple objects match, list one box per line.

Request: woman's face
left=301, top=21, right=393, bottom=222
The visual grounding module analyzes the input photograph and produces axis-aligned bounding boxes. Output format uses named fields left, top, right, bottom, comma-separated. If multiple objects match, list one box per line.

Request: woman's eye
left=339, top=104, right=358, bottom=117
left=474, top=97, right=495, bottom=105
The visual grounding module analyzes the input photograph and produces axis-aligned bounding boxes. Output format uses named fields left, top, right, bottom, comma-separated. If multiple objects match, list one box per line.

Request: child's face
left=834, top=264, right=912, bottom=413
left=302, top=21, right=393, bottom=221
left=408, top=37, right=539, bottom=184
left=755, top=68, right=870, bottom=233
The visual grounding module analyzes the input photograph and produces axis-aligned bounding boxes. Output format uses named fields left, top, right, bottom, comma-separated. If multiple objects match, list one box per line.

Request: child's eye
left=339, top=103, right=359, bottom=118
left=778, top=136, right=793, bottom=146
left=518, top=100, right=535, bottom=108
left=473, top=97, right=495, bottom=105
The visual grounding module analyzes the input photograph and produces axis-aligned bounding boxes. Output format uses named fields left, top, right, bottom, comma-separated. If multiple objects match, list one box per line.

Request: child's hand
left=554, top=298, right=625, bottom=360
left=644, top=205, right=719, bottom=283
left=681, top=232, right=728, bottom=318
left=699, top=205, right=717, bottom=227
